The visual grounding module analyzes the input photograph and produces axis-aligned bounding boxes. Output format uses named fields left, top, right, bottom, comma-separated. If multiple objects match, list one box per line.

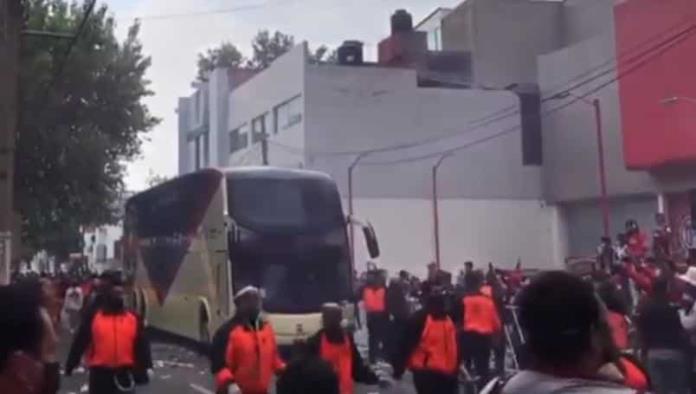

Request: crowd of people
left=0, top=271, right=152, bottom=394
left=4, top=216, right=696, bottom=393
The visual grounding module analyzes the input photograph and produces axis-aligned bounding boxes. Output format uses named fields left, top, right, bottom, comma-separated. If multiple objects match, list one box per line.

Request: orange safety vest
left=607, top=311, right=629, bottom=350
left=619, top=356, right=648, bottom=391
left=408, top=315, right=458, bottom=375
left=363, top=287, right=386, bottom=313
left=217, top=322, right=285, bottom=393
left=320, top=333, right=353, bottom=394
left=462, top=294, right=502, bottom=335
left=87, top=311, right=138, bottom=368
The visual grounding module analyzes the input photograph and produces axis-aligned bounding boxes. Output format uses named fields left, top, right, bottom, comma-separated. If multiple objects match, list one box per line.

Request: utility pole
left=593, top=98, right=610, bottom=239
left=0, top=0, right=23, bottom=284
left=261, top=132, right=269, bottom=165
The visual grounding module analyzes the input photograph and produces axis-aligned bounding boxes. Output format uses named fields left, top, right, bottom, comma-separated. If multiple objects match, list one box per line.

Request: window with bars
left=229, top=124, right=250, bottom=153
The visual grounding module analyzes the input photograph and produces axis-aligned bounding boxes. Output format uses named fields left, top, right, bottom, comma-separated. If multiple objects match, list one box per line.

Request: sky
left=103, top=0, right=461, bottom=191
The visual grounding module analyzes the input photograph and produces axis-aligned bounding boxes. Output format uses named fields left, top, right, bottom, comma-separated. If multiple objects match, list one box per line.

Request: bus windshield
left=227, top=176, right=344, bottom=233
left=226, top=172, right=352, bottom=313
left=229, top=227, right=352, bottom=314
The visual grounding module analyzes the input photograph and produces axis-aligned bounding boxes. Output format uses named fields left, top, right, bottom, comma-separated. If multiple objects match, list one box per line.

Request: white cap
left=234, top=286, right=260, bottom=300
left=321, top=302, right=341, bottom=310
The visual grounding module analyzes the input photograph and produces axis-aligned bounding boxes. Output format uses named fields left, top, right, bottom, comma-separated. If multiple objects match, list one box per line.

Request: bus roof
left=127, top=167, right=336, bottom=206
left=223, top=166, right=334, bottom=183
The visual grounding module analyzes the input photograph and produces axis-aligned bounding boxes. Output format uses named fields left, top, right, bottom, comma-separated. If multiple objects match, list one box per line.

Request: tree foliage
left=196, top=42, right=244, bottom=82
left=17, top=0, right=158, bottom=258
left=248, top=30, right=295, bottom=70
left=145, top=170, right=169, bottom=187
left=308, top=45, right=338, bottom=64
left=196, top=30, right=323, bottom=80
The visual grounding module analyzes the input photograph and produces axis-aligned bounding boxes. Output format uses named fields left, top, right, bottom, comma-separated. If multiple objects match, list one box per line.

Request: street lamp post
left=592, top=98, right=611, bottom=239
left=348, top=152, right=369, bottom=269
left=432, top=152, right=453, bottom=269
left=553, top=92, right=610, bottom=238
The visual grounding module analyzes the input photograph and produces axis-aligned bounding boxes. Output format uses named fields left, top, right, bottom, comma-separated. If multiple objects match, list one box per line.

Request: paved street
left=59, top=329, right=417, bottom=394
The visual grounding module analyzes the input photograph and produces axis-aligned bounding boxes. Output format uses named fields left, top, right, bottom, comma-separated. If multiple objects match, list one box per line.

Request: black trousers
left=412, top=370, right=458, bottom=394
left=387, top=316, right=408, bottom=362
left=366, top=312, right=388, bottom=363
left=461, top=331, right=493, bottom=389
left=89, top=368, right=135, bottom=394
left=494, top=339, right=506, bottom=376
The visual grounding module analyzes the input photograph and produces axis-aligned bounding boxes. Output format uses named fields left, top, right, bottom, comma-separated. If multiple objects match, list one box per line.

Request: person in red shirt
left=625, top=219, right=649, bottom=260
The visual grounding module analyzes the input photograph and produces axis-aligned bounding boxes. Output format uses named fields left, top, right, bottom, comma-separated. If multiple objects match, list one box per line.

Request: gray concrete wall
left=304, top=64, right=542, bottom=199
left=441, top=2, right=475, bottom=53
left=538, top=31, right=656, bottom=203
left=177, top=97, right=191, bottom=174
left=228, top=44, right=308, bottom=168
left=561, top=0, right=618, bottom=46
left=562, top=195, right=657, bottom=256
left=442, top=0, right=562, bottom=87
left=208, top=68, right=229, bottom=168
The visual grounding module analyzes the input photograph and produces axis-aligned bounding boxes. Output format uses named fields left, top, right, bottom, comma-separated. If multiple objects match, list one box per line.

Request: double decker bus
left=123, top=167, right=379, bottom=346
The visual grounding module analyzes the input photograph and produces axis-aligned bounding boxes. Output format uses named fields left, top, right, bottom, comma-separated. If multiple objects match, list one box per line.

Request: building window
left=428, top=27, right=442, bottom=51
left=192, top=133, right=209, bottom=170
left=230, top=124, right=250, bottom=153
left=252, top=113, right=269, bottom=143
left=273, top=95, right=302, bottom=134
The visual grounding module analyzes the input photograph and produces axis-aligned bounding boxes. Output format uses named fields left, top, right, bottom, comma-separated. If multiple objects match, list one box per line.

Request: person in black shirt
left=386, top=277, right=410, bottom=360
left=636, top=276, right=689, bottom=394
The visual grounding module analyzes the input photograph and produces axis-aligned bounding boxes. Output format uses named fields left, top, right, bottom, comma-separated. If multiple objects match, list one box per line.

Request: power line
left=542, top=20, right=696, bottom=104
left=270, top=22, right=696, bottom=166
left=542, top=16, right=694, bottom=98
left=132, top=3, right=269, bottom=21
left=49, top=0, right=97, bottom=91
left=363, top=23, right=696, bottom=166
left=271, top=18, right=696, bottom=159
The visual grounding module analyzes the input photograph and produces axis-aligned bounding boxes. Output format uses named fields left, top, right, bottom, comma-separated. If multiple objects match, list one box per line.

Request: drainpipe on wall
left=432, top=152, right=453, bottom=270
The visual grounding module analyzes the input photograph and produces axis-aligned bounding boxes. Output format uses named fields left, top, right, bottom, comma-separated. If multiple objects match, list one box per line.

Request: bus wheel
left=199, top=307, right=210, bottom=344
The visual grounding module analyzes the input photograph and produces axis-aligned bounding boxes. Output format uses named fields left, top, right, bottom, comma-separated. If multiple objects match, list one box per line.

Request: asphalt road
left=59, top=328, right=418, bottom=394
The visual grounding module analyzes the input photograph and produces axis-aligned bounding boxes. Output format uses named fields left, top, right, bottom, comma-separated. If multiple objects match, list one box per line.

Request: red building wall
left=615, top=0, right=696, bottom=169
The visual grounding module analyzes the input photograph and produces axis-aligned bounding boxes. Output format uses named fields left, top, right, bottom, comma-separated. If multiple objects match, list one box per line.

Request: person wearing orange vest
left=212, top=286, right=285, bottom=394
left=393, top=286, right=459, bottom=394
left=307, top=303, right=382, bottom=394
left=65, top=273, right=152, bottom=394
left=459, top=270, right=502, bottom=390
left=361, top=271, right=388, bottom=364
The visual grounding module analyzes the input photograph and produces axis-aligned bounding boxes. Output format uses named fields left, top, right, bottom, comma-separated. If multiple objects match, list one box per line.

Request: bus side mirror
left=363, top=223, right=380, bottom=259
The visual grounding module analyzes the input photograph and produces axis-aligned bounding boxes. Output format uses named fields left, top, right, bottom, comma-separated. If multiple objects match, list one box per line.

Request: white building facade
left=177, top=40, right=560, bottom=276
